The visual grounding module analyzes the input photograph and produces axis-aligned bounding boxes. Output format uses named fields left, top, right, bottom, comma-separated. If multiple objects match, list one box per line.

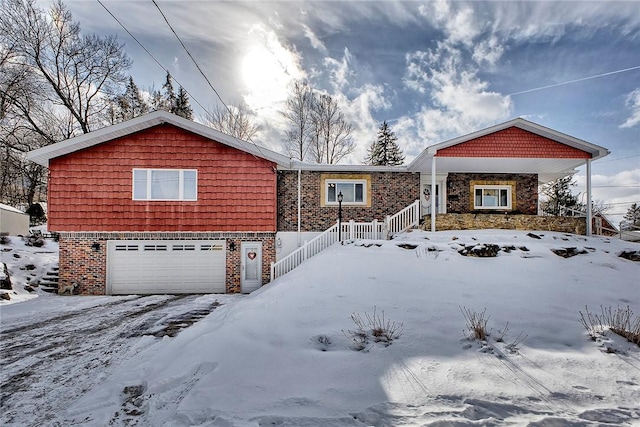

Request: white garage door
left=107, top=240, right=226, bottom=294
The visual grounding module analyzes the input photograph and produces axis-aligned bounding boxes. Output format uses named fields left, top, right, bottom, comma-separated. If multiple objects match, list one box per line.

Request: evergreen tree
left=365, top=121, right=405, bottom=166
left=161, top=72, right=176, bottom=112
left=113, top=76, right=148, bottom=122
left=173, top=86, right=193, bottom=120
left=623, top=202, right=640, bottom=229
left=539, top=176, right=584, bottom=216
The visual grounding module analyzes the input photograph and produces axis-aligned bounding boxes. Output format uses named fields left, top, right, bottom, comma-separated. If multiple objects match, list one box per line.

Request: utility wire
left=509, top=65, right=640, bottom=96
left=150, top=0, right=270, bottom=160
left=595, top=154, right=640, bottom=164
left=96, top=0, right=210, bottom=116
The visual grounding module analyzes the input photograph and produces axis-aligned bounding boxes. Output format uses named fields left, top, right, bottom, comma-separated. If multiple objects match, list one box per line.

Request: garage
left=107, top=240, right=226, bottom=294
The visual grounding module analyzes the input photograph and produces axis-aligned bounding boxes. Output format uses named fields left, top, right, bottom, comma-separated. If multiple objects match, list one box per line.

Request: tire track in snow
left=0, top=294, right=214, bottom=427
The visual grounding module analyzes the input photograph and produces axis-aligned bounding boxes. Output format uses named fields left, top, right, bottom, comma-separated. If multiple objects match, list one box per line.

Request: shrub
left=343, top=306, right=403, bottom=351
left=579, top=305, right=640, bottom=346
left=460, top=306, right=490, bottom=341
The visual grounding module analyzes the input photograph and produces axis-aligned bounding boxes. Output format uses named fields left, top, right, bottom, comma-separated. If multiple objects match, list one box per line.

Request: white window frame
left=473, top=184, right=512, bottom=210
left=132, top=168, right=198, bottom=201
left=325, top=179, right=367, bottom=206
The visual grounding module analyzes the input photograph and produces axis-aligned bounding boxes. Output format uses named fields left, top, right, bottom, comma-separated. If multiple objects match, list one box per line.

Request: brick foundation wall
left=277, top=170, right=420, bottom=232
left=446, top=173, right=538, bottom=214
left=423, top=214, right=587, bottom=235
left=59, top=232, right=275, bottom=295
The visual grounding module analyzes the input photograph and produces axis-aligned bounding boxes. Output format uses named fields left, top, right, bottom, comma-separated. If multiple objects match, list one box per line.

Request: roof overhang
left=407, top=118, right=610, bottom=183
left=27, top=110, right=293, bottom=168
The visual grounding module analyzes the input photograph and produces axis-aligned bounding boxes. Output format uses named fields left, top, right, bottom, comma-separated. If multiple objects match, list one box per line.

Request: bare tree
left=204, top=102, right=260, bottom=141
left=0, top=0, right=131, bottom=135
left=309, top=94, right=355, bottom=164
left=0, top=0, right=131, bottom=207
left=280, top=81, right=313, bottom=161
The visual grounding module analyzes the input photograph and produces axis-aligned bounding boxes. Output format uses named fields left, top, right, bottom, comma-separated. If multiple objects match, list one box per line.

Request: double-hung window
left=474, top=185, right=512, bottom=209
left=133, top=169, right=197, bottom=201
left=326, top=180, right=366, bottom=205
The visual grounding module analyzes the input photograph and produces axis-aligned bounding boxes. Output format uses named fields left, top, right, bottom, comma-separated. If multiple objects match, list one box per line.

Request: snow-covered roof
left=27, top=110, right=293, bottom=168
left=0, top=204, right=27, bottom=215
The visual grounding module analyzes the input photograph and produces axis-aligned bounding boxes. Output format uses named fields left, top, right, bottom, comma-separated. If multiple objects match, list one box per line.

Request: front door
left=241, top=242, right=262, bottom=293
left=421, top=183, right=441, bottom=215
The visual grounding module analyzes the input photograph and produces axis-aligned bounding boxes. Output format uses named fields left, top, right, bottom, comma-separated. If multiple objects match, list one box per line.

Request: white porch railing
left=270, top=200, right=420, bottom=282
left=385, top=200, right=421, bottom=235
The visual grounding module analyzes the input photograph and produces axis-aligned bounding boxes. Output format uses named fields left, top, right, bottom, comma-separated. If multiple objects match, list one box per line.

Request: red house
left=28, top=111, right=291, bottom=295
left=28, top=112, right=609, bottom=295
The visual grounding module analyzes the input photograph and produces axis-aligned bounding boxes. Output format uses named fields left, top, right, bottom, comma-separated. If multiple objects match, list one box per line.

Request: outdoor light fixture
left=91, top=242, right=100, bottom=252
left=337, top=191, right=343, bottom=241
left=229, top=241, right=236, bottom=251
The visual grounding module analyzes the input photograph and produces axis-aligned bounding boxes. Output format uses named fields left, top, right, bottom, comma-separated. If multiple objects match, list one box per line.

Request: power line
left=595, top=154, right=640, bottom=164
left=150, top=0, right=269, bottom=159
left=96, top=0, right=210, bottom=115
left=509, top=65, right=640, bottom=96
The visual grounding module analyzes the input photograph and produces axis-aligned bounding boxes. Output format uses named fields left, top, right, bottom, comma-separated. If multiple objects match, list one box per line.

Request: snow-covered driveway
left=0, top=294, right=233, bottom=427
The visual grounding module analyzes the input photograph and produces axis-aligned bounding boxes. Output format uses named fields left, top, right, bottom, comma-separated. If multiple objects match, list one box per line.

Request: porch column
left=431, top=156, right=437, bottom=232
left=586, top=159, right=592, bottom=236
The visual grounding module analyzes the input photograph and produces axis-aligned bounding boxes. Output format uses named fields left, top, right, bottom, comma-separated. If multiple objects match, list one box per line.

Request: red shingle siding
left=48, top=124, right=277, bottom=232
left=435, top=127, right=591, bottom=159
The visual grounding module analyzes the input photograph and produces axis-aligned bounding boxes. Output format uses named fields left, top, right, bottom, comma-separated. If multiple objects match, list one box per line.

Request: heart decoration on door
left=247, top=251, right=257, bottom=260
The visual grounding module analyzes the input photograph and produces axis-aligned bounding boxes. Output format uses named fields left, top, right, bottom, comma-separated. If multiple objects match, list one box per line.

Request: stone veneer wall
left=277, top=170, right=420, bottom=232
left=446, top=173, right=538, bottom=214
left=58, top=232, right=275, bottom=295
left=423, top=214, right=587, bottom=235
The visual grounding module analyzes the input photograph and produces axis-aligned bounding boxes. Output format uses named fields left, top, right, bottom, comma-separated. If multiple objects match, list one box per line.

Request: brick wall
left=446, top=173, right=538, bottom=215
left=59, top=232, right=275, bottom=295
left=277, top=170, right=420, bottom=232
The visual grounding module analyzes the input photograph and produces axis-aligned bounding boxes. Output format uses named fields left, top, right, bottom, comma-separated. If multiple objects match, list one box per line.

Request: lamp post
left=337, top=191, right=343, bottom=241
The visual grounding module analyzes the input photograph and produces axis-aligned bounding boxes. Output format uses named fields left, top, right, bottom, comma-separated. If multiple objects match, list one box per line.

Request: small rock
left=0, top=292, right=10, bottom=300
left=618, top=251, right=640, bottom=262
left=527, top=232, right=542, bottom=239
left=24, top=285, right=35, bottom=293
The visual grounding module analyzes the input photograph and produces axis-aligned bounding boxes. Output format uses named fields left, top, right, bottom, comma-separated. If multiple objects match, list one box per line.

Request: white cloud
left=323, top=47, right=353, bottom=92
left=620, top=88, right=640, bottom=128
left=419, top=0, right=482, bottom=47
left=403, top=43, right=513, bottom=151
left=301, top=24, right=327, bottom=52
left=472, top=35, right=504, bottom=68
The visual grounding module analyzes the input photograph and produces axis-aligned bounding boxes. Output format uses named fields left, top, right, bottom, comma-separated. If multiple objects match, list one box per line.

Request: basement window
left=133, top=169, right=197, bottom=201
left=473, top=185, right=512, bottom=210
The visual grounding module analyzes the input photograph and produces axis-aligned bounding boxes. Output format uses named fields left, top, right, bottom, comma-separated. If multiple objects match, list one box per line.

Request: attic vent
left=144, top=244, right=167, bottom=251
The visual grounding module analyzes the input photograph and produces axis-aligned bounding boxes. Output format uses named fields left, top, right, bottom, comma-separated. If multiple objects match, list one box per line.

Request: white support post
left=349, top=220, right=355, bottom=240
left=384, top=215, right=390, bottom=239
left=270, top=262, right=275, bottom=282
left=431, top=156, right=437, bottom=232
left=303, top=240, right=308, bottom=261
left=586, top=159, right=592, bottom=236
left=297, top=169, right=301, bottom=246
left=372, top=219, right=378, bottom=239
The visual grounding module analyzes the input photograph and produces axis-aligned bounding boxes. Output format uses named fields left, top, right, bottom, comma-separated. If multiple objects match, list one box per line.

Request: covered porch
left=407, top=118, right=610, bottom=236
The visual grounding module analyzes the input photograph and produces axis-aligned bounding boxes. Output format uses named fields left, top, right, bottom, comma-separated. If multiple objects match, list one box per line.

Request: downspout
left=586, top=159, right=592, bottom=236
left=431, top=155, right=437, bottom=233
left=297, top=168, right=302, bottom=246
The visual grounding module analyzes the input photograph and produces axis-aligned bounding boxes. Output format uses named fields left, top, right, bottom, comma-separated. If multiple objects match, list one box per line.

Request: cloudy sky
left=62, top=0, right=639, bottom=222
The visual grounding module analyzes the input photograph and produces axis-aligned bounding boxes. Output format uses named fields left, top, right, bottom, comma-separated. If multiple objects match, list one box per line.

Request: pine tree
left=114, top=76, right=148, bottom=122
left=173, top=86, right=193, bottom=120
left=539, top=176, right=584, bottom=216
left=161, top=72, right=176, bottom=112
left=623, top=202, right=640, bottom=229
left=365, top=121, right=405, bottom=166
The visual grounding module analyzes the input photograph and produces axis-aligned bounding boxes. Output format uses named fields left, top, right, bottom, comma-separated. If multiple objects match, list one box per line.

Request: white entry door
left=240, top=242, right=262, bottom=294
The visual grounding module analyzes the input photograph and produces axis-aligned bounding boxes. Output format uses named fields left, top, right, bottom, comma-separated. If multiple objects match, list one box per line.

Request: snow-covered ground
left=1, top=230, right=639, bottom=426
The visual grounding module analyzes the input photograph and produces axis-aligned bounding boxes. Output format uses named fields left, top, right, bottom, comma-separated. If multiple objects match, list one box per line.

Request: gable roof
left=27, top=110, right=293, bottom=168
left=407, top=118, right=610, bottom=183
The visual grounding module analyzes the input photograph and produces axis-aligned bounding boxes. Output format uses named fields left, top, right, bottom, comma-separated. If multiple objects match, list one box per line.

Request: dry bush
left=579, top=305, right=640, bottom=346
left=343, top=306, right=403, bottom=351
left=460, top=306, right=490, bottom=341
